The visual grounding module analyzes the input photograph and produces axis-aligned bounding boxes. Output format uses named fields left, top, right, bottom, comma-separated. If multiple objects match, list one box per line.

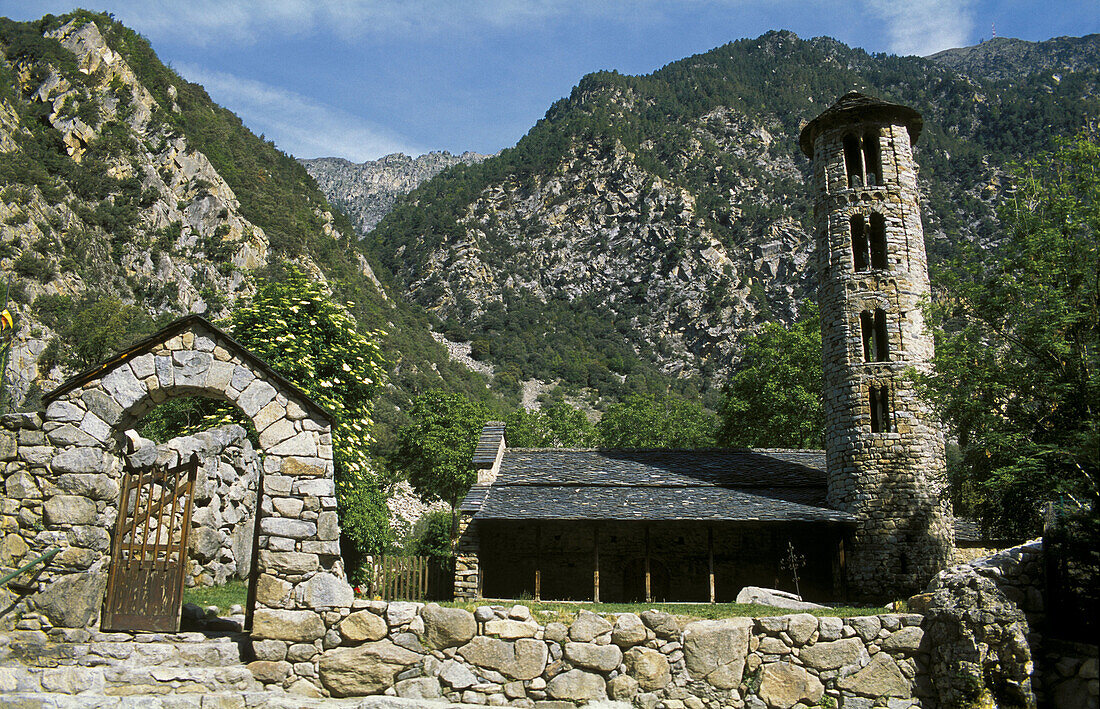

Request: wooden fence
left=366, top=556, right=453, bottom=601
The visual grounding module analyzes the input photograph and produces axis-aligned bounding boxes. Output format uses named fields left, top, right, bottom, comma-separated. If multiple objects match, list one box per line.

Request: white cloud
left=11, top=0, right=727, bottom=45
left=175, top=63, right=423, bottom=160
left=865, top=0, right=976, bottom=56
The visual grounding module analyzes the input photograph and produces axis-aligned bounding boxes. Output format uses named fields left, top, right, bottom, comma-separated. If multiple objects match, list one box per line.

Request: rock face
left=301, top=151, right=490, bottom=234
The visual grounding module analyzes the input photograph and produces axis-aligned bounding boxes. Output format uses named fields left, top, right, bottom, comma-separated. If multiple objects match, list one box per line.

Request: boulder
left=612, top=613, right=647, bottom=647
left=438, top=659, right=477, bottom=689
left=564, top=642, right=623, bottom=672
left=569, top=609, right=612, bottom=642
left=318, top=641, right=421, bottom=697
left=623, top=646, right=671, bottom=691
left=252, top=609, right=326, bottom=642
left=340, top=610, right=388, bottom=642
left=31, top=567, right=107, bottom=628
left=640, top=609, right=680, bottom=639
left=395, top=676, right=442, bottom=699
left=880, top=626, right=925, bottom=654
left=836, top=652, right=911, bottom=698
left=420, top=605, right=476, bottom=649
left=43, top=495, right=97, bottom=526
left=386, top=601, right=420, bottom=627
left=757, top=662, right=825, bottom=709
left=458, top=636, right=548, bottom=681
left=189, top=527, right=221, bottom=562
left=247, top=660, right=291, bottom=683
left=56, top=474, right=118, bottom=501
left=682, top=617, right=753, bottom=689
left=297, top=572, right=354, bottom=610
left=608, top=674, right=640, bottom=701
left=786, top=613, right=818, bottom=645
left=799, top=637, right=868, bottom=672
left=484, top=618, right=538, bottom=639
left=736, top=586, right=825, bottom=610
left=546, top=668, right=608, bottom=702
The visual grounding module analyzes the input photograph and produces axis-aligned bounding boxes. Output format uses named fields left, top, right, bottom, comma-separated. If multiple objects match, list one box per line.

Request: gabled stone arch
left=38, top=315, right=352, bottom=650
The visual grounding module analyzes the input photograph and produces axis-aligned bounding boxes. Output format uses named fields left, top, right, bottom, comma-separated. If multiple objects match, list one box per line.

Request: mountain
left=301, top=151, right=489, bottom=235
left=929, top=34, right=1100, bottom=81
left=0, top=12, right=501, bottom=448
left=349, top=31, right=1100, bottom=409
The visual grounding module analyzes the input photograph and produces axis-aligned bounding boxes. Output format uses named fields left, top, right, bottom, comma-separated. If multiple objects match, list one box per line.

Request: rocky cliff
left=301, top=151, right=489, bottom=234
left=355, top=31, right=1100, bottom=406
left=0, top=12, right=494, bottom=438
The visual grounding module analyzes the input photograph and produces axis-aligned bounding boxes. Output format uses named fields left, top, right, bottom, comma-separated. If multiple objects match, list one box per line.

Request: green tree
left=924, top=134, right=1099, bottom=538
left=504, top=401, right=596, bottom=447
left=597, top=393, right=716, bottom=448
left=718, top=307, right=824, bottom=448
left=224, top=267, right=392, bottom=558
left=393, top=391, right=489, bottom=539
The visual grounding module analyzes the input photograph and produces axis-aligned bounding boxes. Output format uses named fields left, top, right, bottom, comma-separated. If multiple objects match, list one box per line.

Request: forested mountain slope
left=0, top=12, right=497, bottom=448
left=355, top=31, right=1099, bottom=409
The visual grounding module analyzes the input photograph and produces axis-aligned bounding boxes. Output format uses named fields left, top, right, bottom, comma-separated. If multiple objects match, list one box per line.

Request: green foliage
left=924, top=134, right=1100, bottom=538
left=596, top=393, right=716, bottom=448
left=412, top=510, right=454, bottom=562
left=223, top=267, right=391, bottom=555
left=719, top=308, right=823, bottom=448
left=32, top=293, right=159, bottom=370
left=12, top=251, right=54, bottom=282
left=504, top=402, right=596, bottom=447
left=137, top=395, right=255, bottom=444
left=393, top=390, right=489, bottom=536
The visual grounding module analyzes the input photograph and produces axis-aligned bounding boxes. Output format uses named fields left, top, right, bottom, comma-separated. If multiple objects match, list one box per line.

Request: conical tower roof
left=799, top=91, right=922, bottom=158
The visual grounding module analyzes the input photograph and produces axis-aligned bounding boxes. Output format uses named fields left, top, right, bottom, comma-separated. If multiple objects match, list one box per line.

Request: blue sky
left=2, top=1, right=1097, bottom=161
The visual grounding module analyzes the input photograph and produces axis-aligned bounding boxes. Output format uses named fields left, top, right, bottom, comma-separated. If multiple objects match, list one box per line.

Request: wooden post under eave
left=534, top=523, right=541, bottom=602
left=593, top=524, right=600, bottom=603
left=644, top=525, right=652, bottom=603
left=708, top=526, right=716, bottom=604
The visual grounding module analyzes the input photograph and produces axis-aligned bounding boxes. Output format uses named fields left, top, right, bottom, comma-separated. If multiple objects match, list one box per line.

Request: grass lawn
left=436, top=599, right=891, bottom=623
left=182, top=580, right=248, bottom=614
left=183, top=581, right=890, bottom=622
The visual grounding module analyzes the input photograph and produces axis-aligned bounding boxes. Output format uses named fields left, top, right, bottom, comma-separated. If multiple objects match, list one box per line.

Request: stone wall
left=923, top=539, right=1097, bottom=709
left=256, top=602, right=932, bottom=707
left=145, top=425, right=260, bottom=588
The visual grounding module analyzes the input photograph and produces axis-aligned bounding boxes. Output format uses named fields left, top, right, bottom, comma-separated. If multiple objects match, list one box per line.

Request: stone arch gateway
left=30, top=314, right=353, bottom=650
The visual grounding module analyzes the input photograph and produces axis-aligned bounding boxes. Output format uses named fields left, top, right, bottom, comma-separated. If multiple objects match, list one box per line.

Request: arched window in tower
left=869, top=212, right=888, bottom=270
left=869, top=385, right=893, bottom=433
left=843, top=134, right=863, bottom=187
left=850, top=215, right=870, bottom=271
left=861, top=309, right=890, bottom=362
left=862, top=129, right=881, bottom=187
left=860, top=311, right=874, bottom=362
left=874, top=308, right=889, bottom=361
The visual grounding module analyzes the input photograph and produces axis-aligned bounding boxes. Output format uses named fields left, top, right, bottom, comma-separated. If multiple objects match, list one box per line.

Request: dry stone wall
left=136, top=425, right=261, bottom=588
left=0, top=317, right=352, bottom=672
left=249, top=602, right=935, bottom=707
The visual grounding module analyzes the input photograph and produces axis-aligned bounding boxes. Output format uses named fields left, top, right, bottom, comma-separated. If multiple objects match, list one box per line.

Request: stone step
left=1, top=631, right=250, bottom=670
left=0, top=662, right=263, bottom=695
left=0, top=691, right=508, bottom=709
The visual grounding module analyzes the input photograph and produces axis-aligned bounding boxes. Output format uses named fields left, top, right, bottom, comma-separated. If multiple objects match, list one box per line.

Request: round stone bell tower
left=800, top=92, right=953, bottom=598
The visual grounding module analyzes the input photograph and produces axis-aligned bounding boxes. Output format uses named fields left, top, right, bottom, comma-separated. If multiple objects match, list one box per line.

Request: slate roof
left=799, top=91, right=923, bottom=158
left=461, top=447, right=855, bottom=524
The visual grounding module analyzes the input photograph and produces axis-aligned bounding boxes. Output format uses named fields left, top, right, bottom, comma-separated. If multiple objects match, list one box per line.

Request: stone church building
left=455, top=92, right=955, bottom=603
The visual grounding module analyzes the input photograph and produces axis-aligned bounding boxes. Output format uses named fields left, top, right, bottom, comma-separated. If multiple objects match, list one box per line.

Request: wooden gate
left=368, top=556, right=453, bottom=601
left=101, top=454, right=199, bottom=632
